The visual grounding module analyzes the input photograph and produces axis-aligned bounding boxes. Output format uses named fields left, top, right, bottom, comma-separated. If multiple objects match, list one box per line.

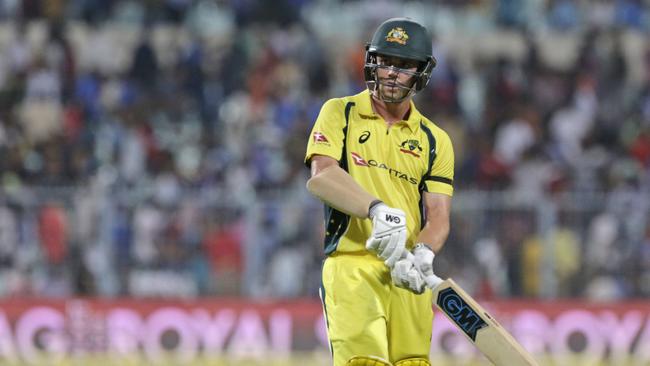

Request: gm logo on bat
left=437, top=287, right=488, bottom=341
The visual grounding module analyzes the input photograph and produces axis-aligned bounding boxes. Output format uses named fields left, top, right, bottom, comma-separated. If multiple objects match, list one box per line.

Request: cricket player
left=305, top=18, right=454, bottom=366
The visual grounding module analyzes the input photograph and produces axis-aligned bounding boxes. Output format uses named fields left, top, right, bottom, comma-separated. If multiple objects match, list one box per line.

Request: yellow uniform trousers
left=320, top=253, right=434, bottom=366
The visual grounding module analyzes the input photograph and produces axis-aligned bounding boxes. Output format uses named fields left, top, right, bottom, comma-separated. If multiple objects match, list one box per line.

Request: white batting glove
left=411, top=243, right=443, bottom=289
left=391, top=257, right=425, bottom=294
left=366, top=201, right=407, bottom=267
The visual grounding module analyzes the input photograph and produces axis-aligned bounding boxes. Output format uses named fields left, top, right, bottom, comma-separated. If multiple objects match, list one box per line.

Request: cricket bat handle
left=405, top=252, right=444, bottom=290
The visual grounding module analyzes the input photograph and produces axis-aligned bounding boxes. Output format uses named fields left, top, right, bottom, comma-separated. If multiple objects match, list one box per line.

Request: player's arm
left=307, top=155, right=377, bottom=218
left=391, top=192, right=450, bottom=292
left=416, top=192, right=451, bottom=253
left=307, top=154, right=408, bottom=266
left=408, top=192, right=451, bottom=288
left=402, top=128, right=454, bottom=289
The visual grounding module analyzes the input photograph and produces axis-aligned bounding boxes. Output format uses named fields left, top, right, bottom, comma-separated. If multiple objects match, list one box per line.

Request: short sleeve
left=305, top=98, right=346, bottom=167
left=423, top=131, right=454, bottom=196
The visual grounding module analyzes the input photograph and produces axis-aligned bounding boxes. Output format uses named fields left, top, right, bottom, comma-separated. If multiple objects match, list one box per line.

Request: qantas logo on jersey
left=351, top=152, right=368, bottom=166
left=312, top=132, right=329, bottom=143
left=349, top=152, right=418, bottom=185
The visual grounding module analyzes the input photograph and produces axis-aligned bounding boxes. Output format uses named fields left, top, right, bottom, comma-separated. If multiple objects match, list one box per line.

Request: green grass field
left=2, top=352, right=646, bottom=366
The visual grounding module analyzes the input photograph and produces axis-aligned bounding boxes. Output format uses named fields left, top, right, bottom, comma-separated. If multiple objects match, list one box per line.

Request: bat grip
left=406, top=252, right=444, bottom=290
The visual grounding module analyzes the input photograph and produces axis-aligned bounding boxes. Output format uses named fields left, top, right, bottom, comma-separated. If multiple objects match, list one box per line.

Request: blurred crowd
left=0, top=0, right=648, bottom=300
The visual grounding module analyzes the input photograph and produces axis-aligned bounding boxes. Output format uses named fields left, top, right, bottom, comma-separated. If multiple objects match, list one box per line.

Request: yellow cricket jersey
left=305, top=89, right=454, bottom=255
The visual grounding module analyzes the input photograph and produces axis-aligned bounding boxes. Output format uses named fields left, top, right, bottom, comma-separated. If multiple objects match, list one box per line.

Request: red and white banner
left=0, top=298, right=648, bottom=364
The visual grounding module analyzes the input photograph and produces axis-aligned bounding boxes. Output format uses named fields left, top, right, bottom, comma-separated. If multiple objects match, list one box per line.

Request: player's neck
left=371, top=95, right=411, bottom=126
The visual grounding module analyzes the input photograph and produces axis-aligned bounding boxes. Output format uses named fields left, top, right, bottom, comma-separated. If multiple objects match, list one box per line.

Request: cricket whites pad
left=394, top=357, right=431, bottom=366
left=346, top=355, right=392, bottom=366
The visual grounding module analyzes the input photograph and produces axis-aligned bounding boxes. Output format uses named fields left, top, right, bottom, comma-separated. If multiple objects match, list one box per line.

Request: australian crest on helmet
left=385, top=27, right=409, bottom=45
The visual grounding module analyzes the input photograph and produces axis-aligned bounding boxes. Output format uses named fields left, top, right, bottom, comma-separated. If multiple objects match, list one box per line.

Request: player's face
left=375, top=55, right=419, bottom=102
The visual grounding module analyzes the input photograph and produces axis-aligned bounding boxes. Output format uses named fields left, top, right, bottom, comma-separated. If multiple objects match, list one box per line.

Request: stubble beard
left=378, top=83, right=409, bottom=102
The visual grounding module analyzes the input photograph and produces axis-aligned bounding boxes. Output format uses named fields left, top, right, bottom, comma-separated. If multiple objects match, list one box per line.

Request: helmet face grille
left=364, top=18, right=436, bottom=101
left=364, top=48, right=434, bottom=103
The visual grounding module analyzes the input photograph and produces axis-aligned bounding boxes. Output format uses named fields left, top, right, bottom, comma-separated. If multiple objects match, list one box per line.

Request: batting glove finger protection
left=411, top=243, right=443, bottom=289
left=412, top=243, right=435, bottom=276
left=391, top=258, right=425, bottom=294
left=383, top=229, right=407, bottom=267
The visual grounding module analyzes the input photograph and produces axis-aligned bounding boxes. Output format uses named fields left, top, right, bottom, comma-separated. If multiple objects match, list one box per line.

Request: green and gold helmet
left=364, top=17, right=437, bottom=102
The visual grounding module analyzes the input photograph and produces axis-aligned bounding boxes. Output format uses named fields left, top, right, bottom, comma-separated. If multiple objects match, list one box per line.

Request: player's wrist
left=413, top=243, right=434, bottom=254
left=367, top=199, right=384, bottom=219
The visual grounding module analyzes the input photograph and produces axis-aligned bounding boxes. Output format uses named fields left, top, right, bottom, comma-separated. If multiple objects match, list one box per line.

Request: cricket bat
left=406, top=254, right=539, bottom=366
left=430, top=279, right=539, bottom=366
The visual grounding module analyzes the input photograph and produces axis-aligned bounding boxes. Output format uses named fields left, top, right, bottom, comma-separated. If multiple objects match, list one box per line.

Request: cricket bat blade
left=430, top=279, right=539, bottom=366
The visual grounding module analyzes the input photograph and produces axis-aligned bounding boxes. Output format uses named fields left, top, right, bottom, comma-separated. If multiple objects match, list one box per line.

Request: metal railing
left=0, top=186, right=646, bottom=299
